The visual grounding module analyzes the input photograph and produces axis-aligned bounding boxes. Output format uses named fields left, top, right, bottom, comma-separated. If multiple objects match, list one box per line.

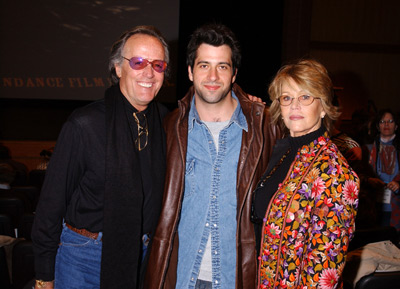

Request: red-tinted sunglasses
left=123, top=56, right=167, bottom=73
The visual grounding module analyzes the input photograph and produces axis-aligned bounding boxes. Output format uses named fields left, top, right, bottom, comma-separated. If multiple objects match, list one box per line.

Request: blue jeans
left=54, top=224, right=102, bottom=289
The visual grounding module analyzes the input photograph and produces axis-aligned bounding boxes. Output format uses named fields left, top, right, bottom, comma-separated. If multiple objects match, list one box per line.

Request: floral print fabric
left=258, top=133, right=359, bottom=288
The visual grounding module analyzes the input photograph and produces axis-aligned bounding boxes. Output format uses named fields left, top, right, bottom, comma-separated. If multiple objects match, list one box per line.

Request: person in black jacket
left=31, top=25, right=169, bottom=289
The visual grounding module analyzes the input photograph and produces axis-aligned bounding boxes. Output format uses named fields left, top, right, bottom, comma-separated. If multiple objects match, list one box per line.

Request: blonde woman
left=252, top=59, right=359, bottom=288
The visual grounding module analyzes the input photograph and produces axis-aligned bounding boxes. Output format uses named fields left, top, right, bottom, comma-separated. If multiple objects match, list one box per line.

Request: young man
left=145, top=23, right=280, bottom=289
left=31, top=25, right=169, bottom=289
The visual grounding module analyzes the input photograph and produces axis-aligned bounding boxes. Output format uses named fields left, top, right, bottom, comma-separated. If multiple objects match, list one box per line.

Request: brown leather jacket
left=144, top=84, right=281, bottom=289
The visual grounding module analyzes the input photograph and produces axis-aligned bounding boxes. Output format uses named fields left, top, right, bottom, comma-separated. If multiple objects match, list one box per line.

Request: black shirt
left=32, top=90, right=168, bottom=281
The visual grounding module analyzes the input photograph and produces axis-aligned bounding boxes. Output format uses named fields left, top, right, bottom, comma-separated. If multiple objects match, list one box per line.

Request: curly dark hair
left=374, top=108, right=399, bottom=149
left=186, top=23, right=241, bottom=76
left=375, top=108, right=398, bottom=130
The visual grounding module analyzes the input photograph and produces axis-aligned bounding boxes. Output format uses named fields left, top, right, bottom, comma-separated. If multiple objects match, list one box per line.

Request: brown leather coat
left=144, top=84, right=281, bottom=289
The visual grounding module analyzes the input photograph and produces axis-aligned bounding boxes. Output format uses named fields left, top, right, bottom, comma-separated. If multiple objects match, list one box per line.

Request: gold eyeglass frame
left=133, top=112, right=148, bottom=151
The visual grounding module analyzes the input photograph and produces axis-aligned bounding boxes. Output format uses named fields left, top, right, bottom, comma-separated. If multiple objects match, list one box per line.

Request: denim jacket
left=144, top=84, right=281, bottom=289
left=176, top=93, right=247, bottom=288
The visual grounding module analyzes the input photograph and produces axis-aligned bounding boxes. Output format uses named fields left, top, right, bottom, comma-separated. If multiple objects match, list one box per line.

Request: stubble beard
left=195, top=84, right=231, bottom=105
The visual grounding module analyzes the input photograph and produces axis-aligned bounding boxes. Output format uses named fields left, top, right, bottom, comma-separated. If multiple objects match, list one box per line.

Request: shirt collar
left=0, top=184, right=10, bottom=190
left=188, top=91, right=248, bottom=132
left=380, top=134, right=396, bottom=144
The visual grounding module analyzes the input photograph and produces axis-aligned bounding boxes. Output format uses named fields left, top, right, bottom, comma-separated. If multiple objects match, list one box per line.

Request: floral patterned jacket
left=258, top=133, right=359, bottom=289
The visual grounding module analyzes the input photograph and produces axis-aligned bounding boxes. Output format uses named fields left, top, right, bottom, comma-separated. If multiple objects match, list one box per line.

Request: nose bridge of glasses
left=381, top=120, right=394, bottom=124
left=141, top=59, right=162, bottom=74
left=298, top=95, right=316, bottom=105
left=142, top=60, right=155, bottom=72
left=138, top=58, right=166, bottom=73
left=290, top=96, right=302, bottom=106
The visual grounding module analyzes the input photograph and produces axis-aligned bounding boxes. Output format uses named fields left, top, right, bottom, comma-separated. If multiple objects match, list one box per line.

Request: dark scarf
left=101, top=85, right=166, bottom=288
left=375, top=135, right=399, bottom=176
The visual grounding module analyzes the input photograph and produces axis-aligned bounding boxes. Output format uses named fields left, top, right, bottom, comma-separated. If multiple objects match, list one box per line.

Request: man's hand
left=247, top=94, right=265, bottom=104
left=35, top=280, right=54, bottom=289
left=387, top=181, right=399, bottom=192
left=367, top=177, right=385, bottom=190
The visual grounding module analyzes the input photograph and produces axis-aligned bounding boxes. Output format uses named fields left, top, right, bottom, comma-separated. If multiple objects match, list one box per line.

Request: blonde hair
left=268, top=59, right=340, bottom=133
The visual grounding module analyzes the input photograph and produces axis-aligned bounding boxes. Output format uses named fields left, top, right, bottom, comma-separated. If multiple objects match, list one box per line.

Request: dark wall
left=176, top=1, right=284, bottom=102
left=0, top=99, right=91, bottom=140
left=0, top=1, right=284, bottom=141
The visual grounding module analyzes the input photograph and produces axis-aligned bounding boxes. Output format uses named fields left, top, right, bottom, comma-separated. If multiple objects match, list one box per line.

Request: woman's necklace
left=259, top=148, right=292, bottom=187
left=251, top=148, right=292, bottom=224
